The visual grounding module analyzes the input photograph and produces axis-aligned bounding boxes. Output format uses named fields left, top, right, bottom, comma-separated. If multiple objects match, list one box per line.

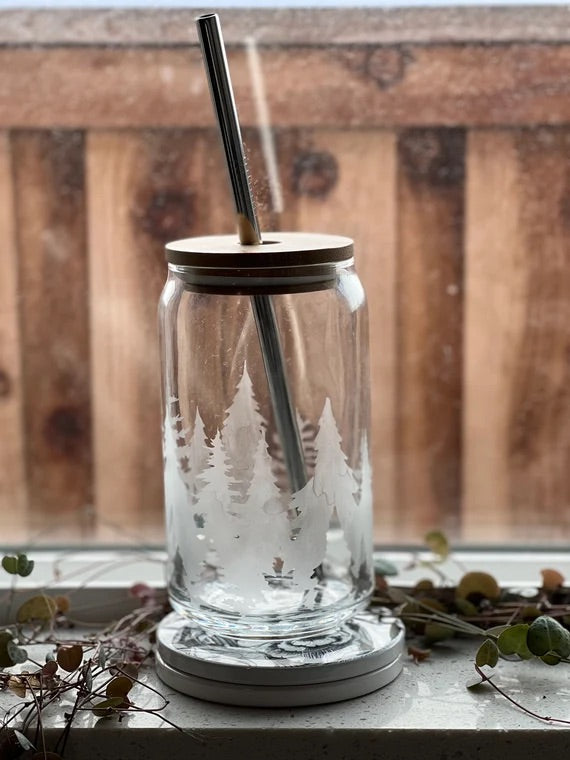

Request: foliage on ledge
left=3, top=533, right=570, bottom=758
left=0, top=558, right=201, bottom=760
left=373, top=531, right=570, bottom=724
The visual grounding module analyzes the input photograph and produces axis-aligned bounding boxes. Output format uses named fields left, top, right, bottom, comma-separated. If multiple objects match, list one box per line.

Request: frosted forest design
left=163, top=364, right=373, bottom=614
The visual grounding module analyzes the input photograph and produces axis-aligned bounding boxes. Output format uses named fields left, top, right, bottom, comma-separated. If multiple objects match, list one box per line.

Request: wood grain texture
left=0, top=44, right=568, bottom=129
left=277, top=129, right=399, bottom=539
left=0, top=133, right=27, bottom=539
left=463, top=129, right=570, bottom=541
left=87, top=129, right=233, bottom=537
left=2, top=7, right=569, bottom=46
left=12, top=130, right=92, bottom=533
left=396, top=129, right=465, bottom=540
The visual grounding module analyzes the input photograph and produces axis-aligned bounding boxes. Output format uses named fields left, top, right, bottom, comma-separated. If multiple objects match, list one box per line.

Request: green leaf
left=455, top=599, right=479, bottom=617
left=497, top=624, right=531, bottom=658
left=414, top=579, right=435, bottom=592
left=456, top=572, right=501, bottom=602
left=476, top=639, right=499, bottom=668
left=6, top=640, right=28, bottom=664
left=424, top=622, right=455, bottom=644
left=16, top=595, right=57, bottom=624
left=486, top=624, right=511, bottom=638
left=520, top=605, right=541, bottom=622
left=0, top=631, right=16, bottom=667
left=527, top=615, right=570, bottom=657
left=373, top=557, right=399, bottom=577
left=424, top=530, right=449, bottom=560
left=1, top=555, right=18, bottom=575
left=16, top=554, right=34, bottom=577
left=399, top=601, right=423, bottom=633
left=106, top=675, right=133, bottom=699
left=92, top=697, right=124, bottom=717
left=541, top=652, right=562, bottom=666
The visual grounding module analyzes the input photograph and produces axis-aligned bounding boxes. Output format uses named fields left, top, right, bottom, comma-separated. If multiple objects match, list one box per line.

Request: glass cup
left=158, top=232, right=373, bottom=639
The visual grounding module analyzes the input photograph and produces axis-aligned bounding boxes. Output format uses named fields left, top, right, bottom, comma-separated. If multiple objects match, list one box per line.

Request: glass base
left=156, top=610, right=404, bottom=706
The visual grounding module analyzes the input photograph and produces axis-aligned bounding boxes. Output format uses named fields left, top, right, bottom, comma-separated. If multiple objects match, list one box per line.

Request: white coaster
left=156, top=611, right=404, bottom=706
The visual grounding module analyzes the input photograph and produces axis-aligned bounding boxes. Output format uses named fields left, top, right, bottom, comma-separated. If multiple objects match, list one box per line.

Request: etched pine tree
left=312, top=398, right=362, bottom=580
left=221, top=362, right=265, bottom=501
left=181, top=407, right=210, bottom=509
left=313, top=399, right=358, bottom=511
left=221, top=435, right=288, bottom=609
left=163, top=399, right=193, bottom=588
left=354, top=432, right=373, bottom=582
left=318, top=399, right=363, bottom=579
left=281, top=399, right=358, bottom=605
left=197, top=430, right=239, bottom=584
left=285, top=480, right=329, bottom=608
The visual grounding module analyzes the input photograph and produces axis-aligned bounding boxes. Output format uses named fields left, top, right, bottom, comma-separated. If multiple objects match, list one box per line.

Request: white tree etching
left=283, top=398, right=368, bottom=600
left=219, top=435, right=289, bottom=609
left=196, top=430, right=240, bottom=585
left=354, top=432, right=373, bottom=581
left=163, top=401, right=184, bottom=561
left=313, top=399, right=365, bottom=580
left=221, top=362, right=265, bottom=501
left=313, top=400, right=358, bottom=510
left=285, top=480, right=329, bottom=608
left=163, top=398, right=206, bottom=588
left=179, top=407, right=210, bottom=505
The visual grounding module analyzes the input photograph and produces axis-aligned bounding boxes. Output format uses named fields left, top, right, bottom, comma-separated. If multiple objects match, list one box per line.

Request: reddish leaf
left=408, top=645, right=432, bottom=664
left=540, top=569, right=565, bottom=592
left=57, top=644, right=83, bottom=672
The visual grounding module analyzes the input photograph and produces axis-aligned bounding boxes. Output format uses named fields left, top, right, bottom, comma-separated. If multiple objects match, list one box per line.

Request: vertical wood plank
left=463, top=128, right=570, bottom=541
left=396, top=129, right=465, bottom=539
left=13, top=130, right=92, bottom=534
left=88, top=129, right=233, bottom=539
left=0, top=132, right=27, bottom=540
left=278, top=129, right=399, bottom=540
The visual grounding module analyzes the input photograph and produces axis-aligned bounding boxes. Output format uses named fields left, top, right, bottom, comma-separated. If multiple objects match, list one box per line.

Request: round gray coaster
left=156, top=610, right=404, bottom=706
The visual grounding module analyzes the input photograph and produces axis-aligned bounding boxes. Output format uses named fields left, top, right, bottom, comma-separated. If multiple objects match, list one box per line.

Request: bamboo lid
left=165, top=232, right=354, bottom=270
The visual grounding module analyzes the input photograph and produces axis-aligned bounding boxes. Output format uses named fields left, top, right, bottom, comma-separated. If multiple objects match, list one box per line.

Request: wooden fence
left=0, top=8, right=568, bottom=544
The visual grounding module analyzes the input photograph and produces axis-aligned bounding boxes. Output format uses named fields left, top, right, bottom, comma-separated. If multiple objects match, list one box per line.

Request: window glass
left=0, top=3, right=568, bottom=547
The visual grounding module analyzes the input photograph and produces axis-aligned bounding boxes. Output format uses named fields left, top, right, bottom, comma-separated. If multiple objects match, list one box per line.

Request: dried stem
left=474, top=664, right=570, bottom=726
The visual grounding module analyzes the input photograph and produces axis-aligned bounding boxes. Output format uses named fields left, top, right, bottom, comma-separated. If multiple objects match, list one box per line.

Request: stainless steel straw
left=196, top=13, right=307, bottom=493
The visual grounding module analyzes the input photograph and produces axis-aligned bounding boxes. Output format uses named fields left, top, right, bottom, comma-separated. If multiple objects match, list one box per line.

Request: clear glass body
left=158, top=264, right=373, bottom=639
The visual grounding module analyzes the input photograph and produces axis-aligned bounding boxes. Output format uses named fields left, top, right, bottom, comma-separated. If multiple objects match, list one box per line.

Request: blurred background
left=0, top=3, right=568, bottom=547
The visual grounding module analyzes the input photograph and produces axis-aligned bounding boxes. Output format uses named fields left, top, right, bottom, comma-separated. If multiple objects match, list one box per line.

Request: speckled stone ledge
left=3, top=638, right=570, bottom=760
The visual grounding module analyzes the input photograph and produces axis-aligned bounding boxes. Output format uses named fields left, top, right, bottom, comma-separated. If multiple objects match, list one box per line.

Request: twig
left=21, top=675, right=46, bottom=758
left=474, top=664, right=570, bottom=725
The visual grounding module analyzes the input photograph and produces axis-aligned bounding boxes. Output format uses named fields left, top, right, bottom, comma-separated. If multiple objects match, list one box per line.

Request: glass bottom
left=169, top=578, right=370, bottom=639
